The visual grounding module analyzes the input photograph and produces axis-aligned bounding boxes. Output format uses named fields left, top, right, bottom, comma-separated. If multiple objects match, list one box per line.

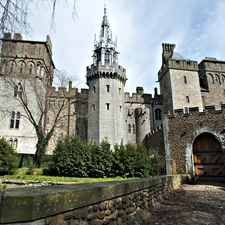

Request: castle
left=0, top=7, right=224, bottom=181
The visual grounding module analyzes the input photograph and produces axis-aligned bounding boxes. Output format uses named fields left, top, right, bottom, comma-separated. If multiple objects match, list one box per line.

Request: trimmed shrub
left=0, top=138, right=18, bottom=175
left=89, top=139, right=113, bottom=178
left=51, top=136, right=91, bottom=177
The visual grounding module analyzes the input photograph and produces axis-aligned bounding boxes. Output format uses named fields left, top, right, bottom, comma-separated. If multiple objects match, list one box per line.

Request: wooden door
left=193, top=133, right=225, bottom=181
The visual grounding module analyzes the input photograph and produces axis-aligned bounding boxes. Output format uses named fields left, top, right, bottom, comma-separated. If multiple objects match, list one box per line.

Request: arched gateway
left=193, top=132, right=225, bottom=181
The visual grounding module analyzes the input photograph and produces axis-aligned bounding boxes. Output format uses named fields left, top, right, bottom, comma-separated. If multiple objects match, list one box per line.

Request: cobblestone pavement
left=142, top=182, right=225, bottom=225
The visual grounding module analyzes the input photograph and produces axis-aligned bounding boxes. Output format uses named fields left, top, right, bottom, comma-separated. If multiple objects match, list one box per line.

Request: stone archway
left=193, top=132, right=225, bottom=181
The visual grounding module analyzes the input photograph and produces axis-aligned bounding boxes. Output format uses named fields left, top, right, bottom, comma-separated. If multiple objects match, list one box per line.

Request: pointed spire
left=94, top=5, right=117, bottom=50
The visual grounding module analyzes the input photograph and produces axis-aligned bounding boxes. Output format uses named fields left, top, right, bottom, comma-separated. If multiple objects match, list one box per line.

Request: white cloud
left=27, top=0, right=225, bottom=95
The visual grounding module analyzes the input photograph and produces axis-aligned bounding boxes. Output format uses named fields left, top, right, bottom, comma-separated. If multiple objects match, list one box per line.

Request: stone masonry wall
left=165, top=106, right=225, bottom=174
left=0, top=176, right=180, bottom=225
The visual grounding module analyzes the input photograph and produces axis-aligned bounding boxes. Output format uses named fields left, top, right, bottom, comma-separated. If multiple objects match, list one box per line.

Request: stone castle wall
left=163, top=105, right=225, bottom=174
left=0, top=176, right=181, bottom=225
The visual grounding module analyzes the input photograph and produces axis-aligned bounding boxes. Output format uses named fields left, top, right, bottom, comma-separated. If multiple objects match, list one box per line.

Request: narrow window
left=10, top=112, right=15, bottom=128
left=128, top=124, right=131, bottom=133
left=18, top=83, right=23, bottom=97
left=223, top=90, right=225, bottom=97
left=9, top=138, right=13, bottom=146
left=36, top=65, right=40, bottom=76
left=184, top=107, right=189, bottom=114
left=10, top=62, right=14, bottom=72
left=92, top=104, right=95, bottom=111
left=106, top=103, right=110, bottom=110
left=222, top=76, right=225, bottom=83
left=186, top=96, right=190, bottom=103
left=40, top=68, right=44, bottom=77
left=133, top=124, right=135, bottom=134
left=14, top=138, right=18, bottom=148
left=119, top=88, right=121, bottom=95
left=184, top=76, right=187, bottom=84
left=1, top=63, right=6, bottom=73
left=14, top=85, right=18, bottom=97
left=119, top=105, right=122, bottom=112
left=19, top=62, right=23, bottom=73
left=106, top=85, right=110, bottom=92
left=155, top=109, right=162, bottom=120
left=15, top=112, right=20, bottom=129
left=29, top=63, right=33, bottom=73
left=93, top=86, right=96, bottom=93
left=105, top=51, right=110, bottom=63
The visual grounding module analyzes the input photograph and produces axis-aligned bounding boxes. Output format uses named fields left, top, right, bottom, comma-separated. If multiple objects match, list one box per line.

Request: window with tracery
left=155, top=109, right=162, bottom=120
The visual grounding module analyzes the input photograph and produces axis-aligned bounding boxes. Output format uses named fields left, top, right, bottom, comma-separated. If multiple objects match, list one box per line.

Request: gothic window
left=10, top=61, right=14, bottom=72
left=106, top=85, right=110, bottom=92
left=9, top=138, right=13, bottom=146
left=40, top=67, right=44, bottom=77
left=184, top=76, right=187, bottom=84
left=14, top=83, right=23, bottom=97
left=19, top=62, right=24, bottom=73
left=105, top=51, right=110, bottom=63
left=29, top=63, right=33, bottom=73
left=133, top=124, right=136, bottom=134
left=96, top=53, right=101, bottom=62
left=186, top=96, right=190, bottom=103
left=36, top=65, right=40, bottom=76
left=155, top=109, right=162, bottom=120
left=215, top=74, right=220, bottom=83
left=15, top=112, right=20, bottom=129
left=10, top=112, right=20, bottom=129
left=222, top=75, right=225, bottom=83
left=1, top=62, right=6, bottom=73
left=209, top=74, right=214, bottom=84
left=106, top=103, right=110, bottom=110
left=128, top=124, right=131, bottom=133
left=14, top=138, right=18, bottom=148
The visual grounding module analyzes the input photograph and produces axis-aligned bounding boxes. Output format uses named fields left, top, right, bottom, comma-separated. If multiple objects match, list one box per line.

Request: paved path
left=142, top=182, right=225, bottom=225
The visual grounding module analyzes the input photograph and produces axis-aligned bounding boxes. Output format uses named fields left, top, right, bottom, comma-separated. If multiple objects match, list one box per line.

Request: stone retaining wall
left=0, top=175, right=180, bottom=225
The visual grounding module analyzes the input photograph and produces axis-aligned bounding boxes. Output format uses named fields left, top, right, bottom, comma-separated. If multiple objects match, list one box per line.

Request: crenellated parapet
left=86, top=61, right=126, bottom=85
left=148, top=124, right=163, bottom=136
left=166, top=104, right=225, bottom=118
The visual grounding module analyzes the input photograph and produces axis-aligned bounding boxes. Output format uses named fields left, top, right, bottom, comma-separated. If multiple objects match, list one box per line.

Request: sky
left=28, top=0, right=225, bottom=95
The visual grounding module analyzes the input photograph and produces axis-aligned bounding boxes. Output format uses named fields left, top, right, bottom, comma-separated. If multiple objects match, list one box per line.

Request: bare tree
left=0, top=0, right=77, bottom=37
left=53, top=69, right=83, bottom=88
left=0, top=62, right=75, bottom=167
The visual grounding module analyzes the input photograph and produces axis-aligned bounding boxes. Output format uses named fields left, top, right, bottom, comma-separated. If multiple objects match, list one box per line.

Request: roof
left=169, top=51, right=186, bottom=60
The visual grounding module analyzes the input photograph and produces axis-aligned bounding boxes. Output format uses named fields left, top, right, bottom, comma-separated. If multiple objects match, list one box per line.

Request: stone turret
left=86, top=6, right=127, bottom=147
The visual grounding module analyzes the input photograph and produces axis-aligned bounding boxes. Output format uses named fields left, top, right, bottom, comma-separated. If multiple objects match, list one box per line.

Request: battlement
left=167, top=104, right=225, bottom=118
left=167, top=58, right=198, bottom=71
left=148, top=124, right=163, bottom=136
left=125, top=87, right=162, bottom=104
left=86, top=61, right=126, bottom=75
left=48, top=85, right=88, bottom=98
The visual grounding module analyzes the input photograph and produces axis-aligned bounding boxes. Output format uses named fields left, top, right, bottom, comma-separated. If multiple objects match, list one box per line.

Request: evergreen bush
left=51, top=136, right=91, bottom=177
left=0, top=138, right=18, bottom=175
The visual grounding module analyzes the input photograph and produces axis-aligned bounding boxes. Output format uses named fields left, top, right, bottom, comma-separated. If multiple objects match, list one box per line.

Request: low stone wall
left=0, top=175, right=180, bottom=225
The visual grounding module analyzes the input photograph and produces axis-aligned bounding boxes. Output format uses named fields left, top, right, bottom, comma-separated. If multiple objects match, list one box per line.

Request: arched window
left=36, top=65, right=40, bottom=76
left=133, top=124, right=136, bottom=134
left=19, top=62, right=24, bottom=73
left=40, top=67, right=44, bottom=77
left=215, top=74, right=220, bottom=84
left=15, top=112, right=20, bottom=129
left=10, top=61, right=14, bottom=72
left=155, top=109, right=161, bottom=120
left=14, top=83, right=23, bottom=97
left=222, top=75, right=225, bottom=84
left=10, top=112, right=20, bottom=129
left=128, top=124, right=131, bottom=133
left=10, top=112, right=15, bottom=128
left=14, top=138, right=18, bottom=148
left=9, top=138, right=13, bottom=146
left=29, top=63, right=33, bottom=73
left=209, top=73, right=214, bottom=84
